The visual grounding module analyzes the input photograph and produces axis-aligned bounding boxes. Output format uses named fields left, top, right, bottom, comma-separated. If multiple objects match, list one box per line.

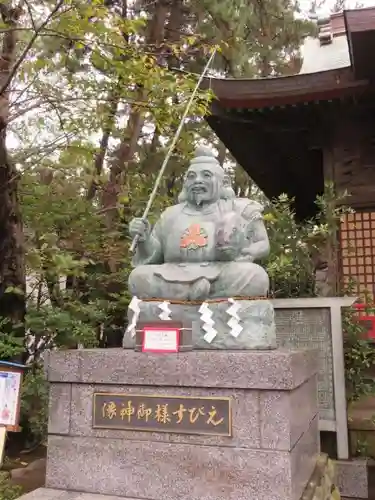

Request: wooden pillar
left=313, top=144, right=341, bottom=297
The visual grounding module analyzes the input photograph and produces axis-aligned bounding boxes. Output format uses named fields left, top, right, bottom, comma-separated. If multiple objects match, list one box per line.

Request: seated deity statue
left=128, top=146, right=271, bottom=301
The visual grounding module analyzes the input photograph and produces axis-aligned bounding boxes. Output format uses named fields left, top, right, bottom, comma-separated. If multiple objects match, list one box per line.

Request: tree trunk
left=0, top=2, right=26, bottom=332
left=87, top=93, right=119, bottom=201
left=101, top=0, right=169, bottom=225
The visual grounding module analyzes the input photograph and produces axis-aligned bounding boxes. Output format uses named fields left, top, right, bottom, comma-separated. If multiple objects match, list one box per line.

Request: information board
left=0, top=371, right=22, bottom=427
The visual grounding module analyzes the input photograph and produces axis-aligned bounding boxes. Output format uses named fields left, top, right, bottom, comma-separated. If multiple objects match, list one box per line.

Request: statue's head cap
left=189, top=145, right=224, bottom=174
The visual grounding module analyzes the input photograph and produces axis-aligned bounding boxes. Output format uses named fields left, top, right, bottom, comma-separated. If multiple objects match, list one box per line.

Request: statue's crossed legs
left=128, top=262, right=269, bottom=301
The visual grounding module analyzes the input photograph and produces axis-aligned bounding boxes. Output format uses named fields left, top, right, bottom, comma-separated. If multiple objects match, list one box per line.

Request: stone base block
left=123, top=299, right=276, bottom=349
left=46, top=417, right=318, bottom=500
left=44, top=348, right=319, bottom=500
left=335, top=459, right=368, bottom=499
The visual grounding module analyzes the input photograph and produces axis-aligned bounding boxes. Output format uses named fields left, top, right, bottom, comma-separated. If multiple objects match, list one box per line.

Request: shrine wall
left=324, top=114, right=375, bottom=298
left=328, top=115, right=375, bottom=209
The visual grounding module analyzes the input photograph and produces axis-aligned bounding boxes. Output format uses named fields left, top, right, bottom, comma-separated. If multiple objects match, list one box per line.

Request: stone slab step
left=13, top=488, right=366, bottom=500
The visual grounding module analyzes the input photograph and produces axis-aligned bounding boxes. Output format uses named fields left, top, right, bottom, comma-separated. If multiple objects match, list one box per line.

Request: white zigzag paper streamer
left=199, top=302, right=217, bottom=343
left=158, top=301, right=171, bottom=321
left=227, top=298, right=243, bottom=338
left=126, top=296, right=142, bottom=337
left=227, top=317, right=243, bottom=338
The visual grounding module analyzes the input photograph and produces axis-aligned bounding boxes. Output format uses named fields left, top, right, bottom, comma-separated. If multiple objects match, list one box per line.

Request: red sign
left=354, top=303, right=375, bottom=340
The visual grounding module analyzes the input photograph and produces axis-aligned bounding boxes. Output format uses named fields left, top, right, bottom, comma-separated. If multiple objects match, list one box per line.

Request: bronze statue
left=125, top=146, right=276, bottom=350
left=128, top=146, right=270, bottom=301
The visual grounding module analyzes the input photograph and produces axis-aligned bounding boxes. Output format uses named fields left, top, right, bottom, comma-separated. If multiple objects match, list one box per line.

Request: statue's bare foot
left=189, top=278, right=210, bottom=301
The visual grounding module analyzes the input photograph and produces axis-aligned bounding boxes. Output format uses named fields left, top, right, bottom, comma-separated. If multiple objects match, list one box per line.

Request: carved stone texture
left=275, top=308, right=334, bottom=422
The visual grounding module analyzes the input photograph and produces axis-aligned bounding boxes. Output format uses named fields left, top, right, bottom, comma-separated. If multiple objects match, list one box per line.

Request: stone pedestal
left=124, top=299, right=277, bottom=349
left=37, top=347, right=320, bottom=500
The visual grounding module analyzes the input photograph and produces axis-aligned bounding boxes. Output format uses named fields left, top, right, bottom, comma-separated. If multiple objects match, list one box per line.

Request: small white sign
left=142, top=327, right=179, bottom=353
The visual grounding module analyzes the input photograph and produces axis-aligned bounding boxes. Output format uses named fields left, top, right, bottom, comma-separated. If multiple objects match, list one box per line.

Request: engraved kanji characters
left=120, top=400, right=135, bottom=422
left=99, top=397, right=227, bottom=431
left=155, top=404, right=171, bottom=424
left=137, top=403, right=153, bottom=422
left=102, top=401, right=117, bottom=419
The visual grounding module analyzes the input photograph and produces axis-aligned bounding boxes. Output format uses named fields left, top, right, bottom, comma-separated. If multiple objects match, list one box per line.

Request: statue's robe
left=129, top=198, right=269, bottom=299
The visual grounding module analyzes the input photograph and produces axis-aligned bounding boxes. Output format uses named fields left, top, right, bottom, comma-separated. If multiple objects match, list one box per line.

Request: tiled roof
left=299, top=34, right=351, bottom=74
left=298, top=11, right=351, bottom=74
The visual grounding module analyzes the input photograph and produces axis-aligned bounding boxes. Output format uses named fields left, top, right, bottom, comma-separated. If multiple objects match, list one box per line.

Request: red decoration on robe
left=180, top=224, right=208, bottom=249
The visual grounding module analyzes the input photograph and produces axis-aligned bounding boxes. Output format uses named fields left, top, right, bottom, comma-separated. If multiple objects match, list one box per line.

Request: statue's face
left=184, top=164, right=221, bottom=206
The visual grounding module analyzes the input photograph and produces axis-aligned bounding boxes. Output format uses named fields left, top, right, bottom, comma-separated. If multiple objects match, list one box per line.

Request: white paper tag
left=142, top=328, right=179, bottom=353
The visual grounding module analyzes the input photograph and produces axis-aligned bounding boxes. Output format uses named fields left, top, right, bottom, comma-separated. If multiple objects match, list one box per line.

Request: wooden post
left=0, top=426, right=6, bottom=467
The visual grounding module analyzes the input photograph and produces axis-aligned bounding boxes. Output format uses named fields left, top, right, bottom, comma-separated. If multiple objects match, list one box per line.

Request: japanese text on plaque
left=93, top=393, right=231, bottom=436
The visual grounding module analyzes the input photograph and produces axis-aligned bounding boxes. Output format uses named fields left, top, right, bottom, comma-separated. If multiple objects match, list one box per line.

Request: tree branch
left=23, top=0, right=36, bottom=30
left=0, top=0, right=65, bottom=97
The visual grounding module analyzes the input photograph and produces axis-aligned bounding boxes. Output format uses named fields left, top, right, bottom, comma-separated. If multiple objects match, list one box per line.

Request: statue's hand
left=215, top=244, right=239, bottom=261
left=129, top=218, right=150, bottom=242
left=235, top=253, right=254, bottom=263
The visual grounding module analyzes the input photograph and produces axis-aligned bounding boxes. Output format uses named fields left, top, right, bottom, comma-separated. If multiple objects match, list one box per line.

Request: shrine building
left=205, top=7, right=375, bottom=298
